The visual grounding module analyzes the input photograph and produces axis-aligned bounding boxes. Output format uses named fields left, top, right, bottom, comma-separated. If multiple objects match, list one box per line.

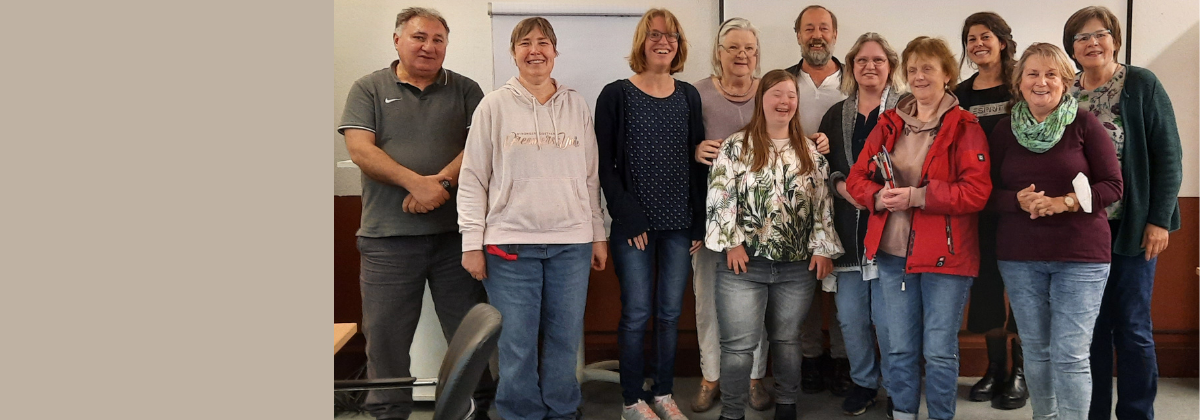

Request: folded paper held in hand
left=872, top=147, right=898, bottom=189
left=1072, top=172, right=1093, bottom=213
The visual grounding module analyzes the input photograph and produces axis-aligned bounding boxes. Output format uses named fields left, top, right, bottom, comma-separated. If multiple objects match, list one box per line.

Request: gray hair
left=711, top=17, right=761, bottom=79
left=394, top=7, right=449, bottom=36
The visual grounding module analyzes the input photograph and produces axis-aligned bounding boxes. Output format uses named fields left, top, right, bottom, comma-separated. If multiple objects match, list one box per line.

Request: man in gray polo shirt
left=338, top=7, right=489, bottom=420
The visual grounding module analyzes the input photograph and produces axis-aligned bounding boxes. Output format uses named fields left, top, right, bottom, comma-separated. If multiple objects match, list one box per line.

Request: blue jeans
left=1089, top=252, right=1159, bottom=420
left=1000, top=260, right=1110, bottom=420
left=876, top=252, right=972, bottom=420
left=357, top=233, right=492, bottom=420
left=483, top=243, right=592, bottom=420
left=612, top=229, right=692, bottom=405
left=835, top=270, right=892, bottom=392
left=715, top=257, right=816, bottom=419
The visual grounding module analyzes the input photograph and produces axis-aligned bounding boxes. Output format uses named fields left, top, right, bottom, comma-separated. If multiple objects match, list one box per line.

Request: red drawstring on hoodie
left=486, top=245, right=518, bottom=261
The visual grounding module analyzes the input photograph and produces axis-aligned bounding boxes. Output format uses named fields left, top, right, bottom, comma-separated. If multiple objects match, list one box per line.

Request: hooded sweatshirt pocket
left=500, top=177, right=589, bottom=232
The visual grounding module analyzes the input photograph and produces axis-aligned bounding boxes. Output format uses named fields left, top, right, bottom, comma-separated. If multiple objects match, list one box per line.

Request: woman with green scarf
left=987, top=42, right=1123, bottom=420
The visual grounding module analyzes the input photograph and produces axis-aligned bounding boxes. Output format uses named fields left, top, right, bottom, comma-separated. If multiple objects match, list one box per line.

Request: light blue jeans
left=834, top=270, right=891, bottom=392
left=715, top=257, right=817, bottom=419
left=876, top=252, right=972, bottom=420
left=1000, top=260, right=1110, bottom=420
left=694, top=248, right=769, bottom=382
left=483, top=243, right=592, bottom=420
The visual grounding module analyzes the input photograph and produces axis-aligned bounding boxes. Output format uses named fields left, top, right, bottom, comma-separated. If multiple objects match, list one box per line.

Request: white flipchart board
left=489, top=2, right=642, bottom=234
left=489, top=2, right=644, bottom=117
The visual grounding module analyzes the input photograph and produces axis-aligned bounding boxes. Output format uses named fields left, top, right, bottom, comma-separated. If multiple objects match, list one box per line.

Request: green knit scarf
left=1010, top=95, right=1078, bottom=153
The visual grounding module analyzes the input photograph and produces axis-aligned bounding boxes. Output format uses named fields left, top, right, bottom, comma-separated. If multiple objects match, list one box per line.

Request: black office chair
left=335, top=303, right=502, bottom=420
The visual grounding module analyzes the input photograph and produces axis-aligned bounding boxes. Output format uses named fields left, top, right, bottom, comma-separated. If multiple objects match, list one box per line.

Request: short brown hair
left=793, top=5, right=837, bottom=33
left=1063, top=6, right=1123, bottom=70
left=628, top=8, right=688, bottom=74
left=395, top=7, right=449, bottom=35
left=1011, top=43, right=1077, bottom=104
left=509, top=17, right=557, bottom=54
left=901, top=36, right=960, bottom=92
left=840, top=32, right=904, bottom=96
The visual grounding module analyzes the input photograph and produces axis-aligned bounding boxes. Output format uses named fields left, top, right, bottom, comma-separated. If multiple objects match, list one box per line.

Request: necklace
left=717, top=77, right=754, bottom=98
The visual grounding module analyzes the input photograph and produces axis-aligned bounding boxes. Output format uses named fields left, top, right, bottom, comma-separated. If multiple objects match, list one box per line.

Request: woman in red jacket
left=846, top=36, right=992, bottom=420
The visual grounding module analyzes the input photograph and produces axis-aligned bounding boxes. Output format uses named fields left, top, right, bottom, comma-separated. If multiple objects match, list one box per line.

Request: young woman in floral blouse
left=704, top=68, right=843, bottom=420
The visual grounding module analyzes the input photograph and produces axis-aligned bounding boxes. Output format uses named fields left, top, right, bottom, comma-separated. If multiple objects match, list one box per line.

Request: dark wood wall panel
left=334, top=196, right=363, bottom=325
left=1150, top=198, right=1199, bottom=332
left=335, top=196, right=1199, bottom=377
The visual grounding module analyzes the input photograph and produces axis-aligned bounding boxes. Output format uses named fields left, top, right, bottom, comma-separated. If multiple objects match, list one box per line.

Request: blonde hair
left=840, top=32, right=904, bottom=96
left=1011, top=43, right=1077, bottom=104
left=628, top=8, right=688, bottom=74
left=901, top=36, right=960, bottom=92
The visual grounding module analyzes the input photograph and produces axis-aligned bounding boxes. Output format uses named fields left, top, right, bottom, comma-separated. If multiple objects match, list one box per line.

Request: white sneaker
left=622, top=400, right=661, bottom=420
left=652, top=395, right=689, bottom=420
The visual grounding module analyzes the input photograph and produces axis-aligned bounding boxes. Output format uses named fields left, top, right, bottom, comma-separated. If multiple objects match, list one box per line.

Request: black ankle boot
left=969, top=333, right=1008, bottom=401
left=801, top=356, right=825, bottom=394
left=992, top=337, right=1029, bottom=410
left=773, top=403, right=797, bottom=420
left=828, top=357, right=854, bottom=397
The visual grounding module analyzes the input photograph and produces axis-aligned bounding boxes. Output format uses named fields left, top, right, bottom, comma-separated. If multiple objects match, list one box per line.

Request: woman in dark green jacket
left=1063, top=7, right=1183, bottom=420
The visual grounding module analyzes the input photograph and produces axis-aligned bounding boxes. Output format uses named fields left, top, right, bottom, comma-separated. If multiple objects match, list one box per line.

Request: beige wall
left=335, top=0, right=1198, bottom=197
left=1131, top=0, right=1199, bottom=197
left=334, top=0, right=719, bottom=195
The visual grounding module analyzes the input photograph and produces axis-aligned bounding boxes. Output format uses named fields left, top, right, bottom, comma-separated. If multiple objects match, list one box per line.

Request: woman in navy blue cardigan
left=594, top=8, right=708, bottom=420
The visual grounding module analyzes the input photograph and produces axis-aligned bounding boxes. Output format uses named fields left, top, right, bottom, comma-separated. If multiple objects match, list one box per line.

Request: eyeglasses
left=720, top=44, right=758, bottom=57
left=648, top=31, right=680, bottom=42
left=854, top=57, right=888, bottom=68
left=1073, top=29, right=1111, bottom=43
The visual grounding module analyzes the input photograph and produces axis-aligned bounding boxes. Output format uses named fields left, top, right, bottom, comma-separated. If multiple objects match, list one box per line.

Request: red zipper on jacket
left=945, top=215, right=955, bottom=255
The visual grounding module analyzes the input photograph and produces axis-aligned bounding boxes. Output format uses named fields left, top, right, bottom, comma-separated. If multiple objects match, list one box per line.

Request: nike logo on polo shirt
left=385, top=98, right=401, bottom=103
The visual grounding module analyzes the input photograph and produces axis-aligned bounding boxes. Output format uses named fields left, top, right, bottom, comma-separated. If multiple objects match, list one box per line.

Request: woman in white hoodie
left=457, top=17, right=608, bottom=420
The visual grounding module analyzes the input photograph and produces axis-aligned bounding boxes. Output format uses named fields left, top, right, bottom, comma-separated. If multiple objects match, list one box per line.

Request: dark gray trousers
left=357, top=232, right=492, bottom=419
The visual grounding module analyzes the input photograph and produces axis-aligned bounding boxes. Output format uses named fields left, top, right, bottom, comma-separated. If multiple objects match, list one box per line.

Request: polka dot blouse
left=621, top=79, right=691, bottom=231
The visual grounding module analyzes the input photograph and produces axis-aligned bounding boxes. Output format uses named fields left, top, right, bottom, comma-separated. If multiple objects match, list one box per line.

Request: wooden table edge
left=335, top=323, right=357, bottom=353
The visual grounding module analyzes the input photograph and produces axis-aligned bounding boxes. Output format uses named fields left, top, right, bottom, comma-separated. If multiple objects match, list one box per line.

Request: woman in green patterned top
left=1063, top=7, right=1183, bottom=420
left=703, top=68, right=843, bottom=420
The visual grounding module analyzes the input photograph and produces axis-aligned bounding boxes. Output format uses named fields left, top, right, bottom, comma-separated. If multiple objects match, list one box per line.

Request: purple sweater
left=988, top=110, right=1123, bottom=263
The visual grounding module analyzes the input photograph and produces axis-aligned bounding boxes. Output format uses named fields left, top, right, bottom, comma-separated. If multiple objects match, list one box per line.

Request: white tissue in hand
left=822, top=273, right=838, bottom=292
left=1072, top=172, right=1093, bottom=213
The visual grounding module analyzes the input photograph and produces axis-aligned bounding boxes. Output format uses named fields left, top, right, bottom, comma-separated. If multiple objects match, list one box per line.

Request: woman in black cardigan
left=594, top=8, right=707, bottom=420
left=816, top=31, right=903, bottom=417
